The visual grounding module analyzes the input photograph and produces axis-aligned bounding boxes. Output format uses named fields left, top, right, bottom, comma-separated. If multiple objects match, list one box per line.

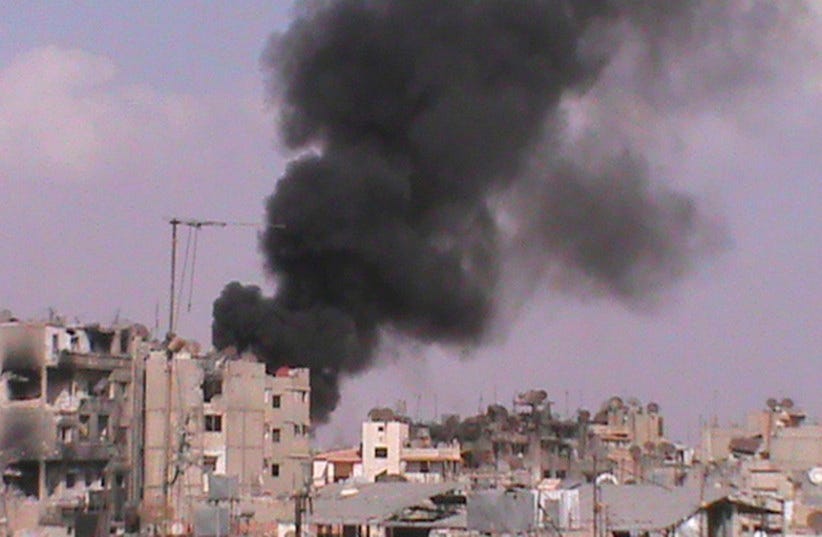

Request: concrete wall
left=263, top=367, right=311, bottom=496
left=143, top=354, right=311, bottom=525
left=143, top=352, right=205, bottom=524
left=771, top=426, right=822, bottom=470
left=362, top=421, right=408, bottom=481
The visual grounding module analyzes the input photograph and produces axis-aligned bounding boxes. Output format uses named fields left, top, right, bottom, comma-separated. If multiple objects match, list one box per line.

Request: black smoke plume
left=213, top=0, right=805, bottom=422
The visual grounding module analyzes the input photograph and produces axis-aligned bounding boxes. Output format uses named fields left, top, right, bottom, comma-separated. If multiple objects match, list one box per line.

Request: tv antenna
left=166, top=217, right=260, bottom=336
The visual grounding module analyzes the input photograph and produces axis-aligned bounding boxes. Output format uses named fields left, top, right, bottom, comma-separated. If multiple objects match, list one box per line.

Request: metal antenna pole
left=168, top=218, right=180, bottom=336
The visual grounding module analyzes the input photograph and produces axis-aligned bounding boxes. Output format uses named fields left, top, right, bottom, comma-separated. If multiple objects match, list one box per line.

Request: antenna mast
left=166, top=217, right=258, bottom=336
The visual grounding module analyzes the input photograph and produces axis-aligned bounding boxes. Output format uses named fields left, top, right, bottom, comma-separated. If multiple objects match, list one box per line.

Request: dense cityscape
left=3, top=1, right=820, bottom=537
left=0, top=316, right=819, bottom=537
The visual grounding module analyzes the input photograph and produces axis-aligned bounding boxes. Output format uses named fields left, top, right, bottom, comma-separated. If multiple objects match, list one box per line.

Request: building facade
left=0, top=321, right=146, bottom=534
left=361, top=413, right=461, bottom=484
left=142, top=351, right=310, bottom=528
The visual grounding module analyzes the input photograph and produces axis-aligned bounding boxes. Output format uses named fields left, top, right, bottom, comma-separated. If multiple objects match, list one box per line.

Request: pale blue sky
left=0, top=2, right=820, bottom=446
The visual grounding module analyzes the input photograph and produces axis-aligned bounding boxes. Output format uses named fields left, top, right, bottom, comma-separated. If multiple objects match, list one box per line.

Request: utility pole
left=162, top=216, right=259, bottom=535
left=592, top=452, right=599, bottom=537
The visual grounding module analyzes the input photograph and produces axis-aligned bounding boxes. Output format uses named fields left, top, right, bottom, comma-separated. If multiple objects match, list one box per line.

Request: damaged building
left=0, top=320, right=147, bottom=534
left=142, top=346, right=310, bottom=530
left=0, top=318, right=313, bottom=536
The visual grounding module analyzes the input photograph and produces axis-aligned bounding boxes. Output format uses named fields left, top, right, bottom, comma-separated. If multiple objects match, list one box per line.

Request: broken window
left=3, top=461, right=40, bottom=497
left=59, top=426, right=73, bottom=443
left=271, top=395, right=281, bottom=409
left=79, top=415, right=90, bottom=440
left=374, top=447, right=388, bottom=458
left=293, top=424, right=301, bottom=436
left=118, top=329, right=131, bottom=354
left=86, top=329, right=114, bottom=354
left=271, top=428, right=281, bottom=443
left=201, top=375, right=222, bottom=403
left=46, top=367, right=73, bottom=404
left=46, top=463, right=61, bottom=496
left=3, top=351, right=42, bottom=401
left=205, top=414, right=222, bottom=432
left=98, top=415, right=109, bottom=440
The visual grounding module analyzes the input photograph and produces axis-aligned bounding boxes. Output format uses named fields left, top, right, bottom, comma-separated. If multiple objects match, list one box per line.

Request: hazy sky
left=1, top=2, right=820, bottom=447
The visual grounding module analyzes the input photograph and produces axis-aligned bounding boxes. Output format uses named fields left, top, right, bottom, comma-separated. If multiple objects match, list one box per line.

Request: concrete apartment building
left=142, top=349, right=310, bottom=527
left=361, top=411, right=461, bottom=483
left=700, top=398, right=822, bottom=533
left=589, top=397, right=665, bottom=451
left=0, top=320, right=146, bottom=534
left=0, top=317, right=312, bottom=535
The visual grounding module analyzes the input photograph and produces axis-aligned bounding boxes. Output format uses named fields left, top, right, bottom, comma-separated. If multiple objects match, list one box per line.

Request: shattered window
left=202, top=376, right=222, bottom=403
left=98, top=415, right=109, bottom=440
left=79, top=415, right=90, bottom=439
left=272, top=395, right=281, bottom=409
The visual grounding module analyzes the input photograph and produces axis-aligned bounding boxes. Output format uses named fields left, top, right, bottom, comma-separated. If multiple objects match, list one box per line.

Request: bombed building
left=141, top=345, right=310, bottom=531
left=0, top=319, right=312, bottom=536
left=0, top=320, right=147, bottom=533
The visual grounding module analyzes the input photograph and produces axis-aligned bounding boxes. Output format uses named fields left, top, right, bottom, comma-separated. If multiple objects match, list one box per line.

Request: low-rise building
left=362, top=410, right=461, bottom=484
left=698, top=398, right=822, bottom=534
left=313, top=448, right=363, bottom=487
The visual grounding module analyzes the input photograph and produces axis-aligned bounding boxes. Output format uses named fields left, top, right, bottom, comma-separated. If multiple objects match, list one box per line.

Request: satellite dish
left=808, top=467, right=822, bottom=486
left=807, top=511, right=822, bottom=533
left=608, top=397, right=624, bottom=411
left=766, top=398, right=778, bottom=410
left=595, top=473, right=619, bottom=485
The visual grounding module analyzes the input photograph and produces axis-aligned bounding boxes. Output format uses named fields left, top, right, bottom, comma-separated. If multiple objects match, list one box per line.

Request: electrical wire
left=187, top=227, right=200, bottom=313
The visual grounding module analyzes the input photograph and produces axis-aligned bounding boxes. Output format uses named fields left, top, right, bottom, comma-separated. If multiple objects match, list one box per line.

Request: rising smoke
left=213, top=0, right=808, bottom=422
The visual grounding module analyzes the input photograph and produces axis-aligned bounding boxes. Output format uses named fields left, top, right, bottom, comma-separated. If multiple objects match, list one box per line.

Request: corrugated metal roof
left=311, top=481, right=457, bottom=525
left=467, top=488, right=536, bottom=533
left=578, top=484, right=729, bottom=532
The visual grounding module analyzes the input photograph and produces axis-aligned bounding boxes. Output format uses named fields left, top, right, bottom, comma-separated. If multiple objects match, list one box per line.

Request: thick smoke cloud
left=213, top=0, right=805, bottom=422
